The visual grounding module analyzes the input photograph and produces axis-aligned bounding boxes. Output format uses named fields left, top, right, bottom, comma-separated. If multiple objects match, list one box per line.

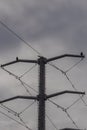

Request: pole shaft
left=38, top=57, right=46, bottom=130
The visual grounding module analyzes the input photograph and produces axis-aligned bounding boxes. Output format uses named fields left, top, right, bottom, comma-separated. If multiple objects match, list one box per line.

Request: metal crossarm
left=1, top=60, right=18, bottom=67
left=0, top=96, right=37, bottom=103
left=16, top=57, right=38, bottom=64
left=47, top=53, right=85, bottom=62
left=1, top=57, right=37, bottom=67
left=46, top=90, right=85, bottom=99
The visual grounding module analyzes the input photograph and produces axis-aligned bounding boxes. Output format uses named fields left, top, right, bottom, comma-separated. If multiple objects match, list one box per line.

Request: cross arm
left=47, top=52, right=85, bottom=63
left=1, top=57, right=38, bottom=67
left=46, top=90, right=85, bottom=99
left=0, top=95, right=37, bottom=103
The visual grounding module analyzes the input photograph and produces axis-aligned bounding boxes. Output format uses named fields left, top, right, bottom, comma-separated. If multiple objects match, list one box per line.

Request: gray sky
left=0, top=0, right=87, bottom=130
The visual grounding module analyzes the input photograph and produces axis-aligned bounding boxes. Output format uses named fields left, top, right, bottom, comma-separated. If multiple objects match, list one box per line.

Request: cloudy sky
left=0, top=0, right=87, bottom=130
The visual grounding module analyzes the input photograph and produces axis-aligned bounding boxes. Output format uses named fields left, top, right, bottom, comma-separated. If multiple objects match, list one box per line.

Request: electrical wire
left=0, top=102, right=35, bottom=130
left=20, top=81, right=32, bottom=96
left=65, top=58, right=84, bottom=73
left=1, top=67, right=37, bottom=94
left=49, top=63, right=87, bottom=106
left=18, top=101, right=36, bottom=115
left=48, top=99, right=79, bottom=129
left=0, top=19, right=41, bottom=130
left=48, top=99, right=65, bottom=111
left=18, top=116, right=32, bottom=130
left=0, top=103, right=34, bottom=130
left=46, top=114, right=59, bottom=130
left=49, top=58, right=84, bottom=74
left=65, top=95, right=84, bottom=110
left=64, top=73, right=87, bottom=106
left=0, top=110, right=32, bottom=130
left=64, top=73, right=77, bottom=90
left=21, top=81, right=38, bottom=93
left=0, top=20, right=41, bottom=56
left=19, top=64, right=37, bottom=79
left=0, top=66, right=37, bottom=130
left=48, top=62, right=64, bottom=74
left=0, top=104, right=18, bottom=117
left=65, top=110, right=79, bottom=129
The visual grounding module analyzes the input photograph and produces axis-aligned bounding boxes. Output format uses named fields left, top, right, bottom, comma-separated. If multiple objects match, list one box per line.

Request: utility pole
left=0, top=53, right=85, bottom=130
left=38, top=57, right=46, bottom=130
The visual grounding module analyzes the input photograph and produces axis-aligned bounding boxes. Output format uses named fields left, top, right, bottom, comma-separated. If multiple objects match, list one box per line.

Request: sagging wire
left=49, top=62, right=87, bottom=106
left=21, top=80, right=38, bottom=93
left=0, top=101, right=36, bottom=118
left=0, top=104, right=18, bottom=117
left=18, top=116, right=32, bottom=130
left=0, top=20, right=41, bottom=56
left=0, top=103, right=34, bottom=130
left=65, top=95, right=84, bottom=110
left=64, top=73, right=87, bottom=106
left=46, top=114, right=59, bottom=130
left=48, top=99, right=79, bottom=129
left=1, top=102, right=35, bottom=130
left=1, top=67, right=37, bottom=94
left=19, top=64, right=37, bottom=79
left=65, top=58, right=84, bottom=73
left=65, top=110, right=79, bottom=129
left=49, top=57, right=84, bottom=74
left=19, top=81, right=32, bottom=96
left=48, top=99, right=65, bottom=111
left=1, top=66, right=32, bottom=95
left=0, top=66, right=37, bottom=129
left=48, top=62, right=64, bottom=74
left=18, top=101, right=36, bottom=116
left=0, top=110, right=32, bottom=130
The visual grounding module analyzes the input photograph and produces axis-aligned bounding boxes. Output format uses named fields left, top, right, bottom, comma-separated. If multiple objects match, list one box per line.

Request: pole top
left=38, top=56, right=47, bottom=64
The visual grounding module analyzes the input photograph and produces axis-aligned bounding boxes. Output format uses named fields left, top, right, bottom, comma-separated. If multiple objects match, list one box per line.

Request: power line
left=65, top=95, right=84, bottom=110
left=64, top=73, right=87, bottom=106
left=0, top=102, right=35, bottom=130
left=1, top=66, right=32, bottom=95
left=19, top=64, right=37, bottom=79
left=49, top=63, right=87, bottom=107
left=0, top=104, right=18, bottom=117
left=48, top=99, right=65, bottom=111
left=1, top=67, right=37, bottom=94
left=48, top=99, right=79, bottom=129
left=46, top=114, right=59, bottom=130
left=0, top=20, right=41, bottom=56
left=0, top=110, right=32, bottom=130
left=0, top=104, right=34, bottom=130
left=65, top=111, right=79, bottom=129
left=65, top=58, right=84, bottom=73
left=18, top=101, right=36, bottom=115
left=18, top=116, right=32, bottom=130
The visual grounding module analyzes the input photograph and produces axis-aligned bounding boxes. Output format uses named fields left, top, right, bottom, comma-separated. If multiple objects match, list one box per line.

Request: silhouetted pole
left=38, top=57, right=46, bottom=130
